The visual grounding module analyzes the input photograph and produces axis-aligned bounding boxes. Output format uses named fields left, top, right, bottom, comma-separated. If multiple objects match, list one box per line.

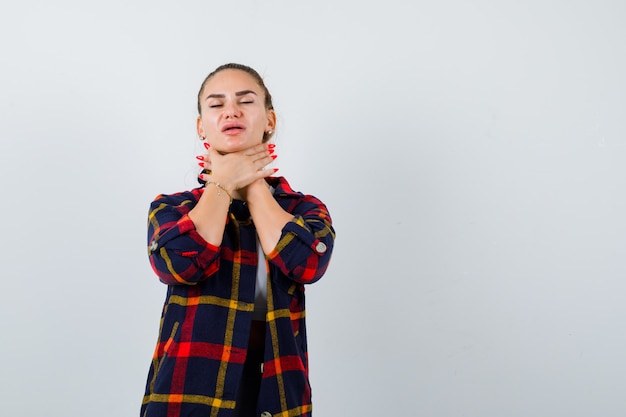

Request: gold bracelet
left=206, top=181, right=233, bottom=203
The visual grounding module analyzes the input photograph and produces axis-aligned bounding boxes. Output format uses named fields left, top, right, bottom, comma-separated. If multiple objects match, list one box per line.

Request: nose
left=224, top=100, right=241, bottom=118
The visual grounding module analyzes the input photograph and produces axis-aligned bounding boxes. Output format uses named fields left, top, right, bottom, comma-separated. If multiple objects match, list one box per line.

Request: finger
left=196, top=154, right=207, bottom=168
left=246, top=143, right=272, bottom=157
left=254, top=154, right=277, bottom=172
left=197, top=154, right=214, bottom=169
left=252, top=149, right=277, bottom=164
left=259, top=167, right=279, bottom=178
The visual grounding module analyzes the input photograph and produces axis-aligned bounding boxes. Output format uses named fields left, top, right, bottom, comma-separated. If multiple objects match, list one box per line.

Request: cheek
left=253, top=115, right=269, bottom=130
left=202, top=118, right=219, bottom=132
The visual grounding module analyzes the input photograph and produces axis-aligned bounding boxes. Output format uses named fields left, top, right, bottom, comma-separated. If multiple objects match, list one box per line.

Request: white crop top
left=253, top=239, right=268, bottom=321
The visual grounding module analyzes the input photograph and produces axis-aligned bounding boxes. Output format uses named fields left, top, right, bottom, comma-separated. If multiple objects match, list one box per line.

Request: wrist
left=243, top=179, right=270, bottom=201
left=204, top=174, right=235, bottom=193
left=205, top=180, right=233, bottom=204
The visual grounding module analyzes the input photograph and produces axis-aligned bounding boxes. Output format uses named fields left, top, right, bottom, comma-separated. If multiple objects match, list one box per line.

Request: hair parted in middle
left=197, top=63, right=275, bottom=143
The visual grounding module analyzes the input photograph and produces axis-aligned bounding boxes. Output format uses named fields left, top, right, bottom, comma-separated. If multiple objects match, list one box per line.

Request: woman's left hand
left=197, top=143, right=277, bottom=194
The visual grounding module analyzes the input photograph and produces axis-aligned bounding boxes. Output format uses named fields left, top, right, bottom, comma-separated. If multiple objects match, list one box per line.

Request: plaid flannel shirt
left=141, top=176, right=335, bottom=417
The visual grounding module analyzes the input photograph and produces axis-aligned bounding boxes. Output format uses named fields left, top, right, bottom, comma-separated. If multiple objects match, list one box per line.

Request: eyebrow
left=205, top=90, right=258, bottom=100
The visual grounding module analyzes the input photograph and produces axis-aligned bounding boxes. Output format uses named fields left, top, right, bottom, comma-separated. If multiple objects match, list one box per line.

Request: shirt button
left=261, top=412, right=272, bottom=417
left=149, top=240, right=158, bottom=252
left=315, top=241, right=327, bottom=254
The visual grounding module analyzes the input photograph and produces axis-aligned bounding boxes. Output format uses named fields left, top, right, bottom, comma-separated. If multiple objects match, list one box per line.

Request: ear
left=266, top=109, right=276, bottom=132
left=196, top=116, right=205, bottom=139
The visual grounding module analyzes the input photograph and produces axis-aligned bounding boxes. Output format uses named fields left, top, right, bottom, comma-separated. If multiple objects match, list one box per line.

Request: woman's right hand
left=198, top=143, right=276, bottom=194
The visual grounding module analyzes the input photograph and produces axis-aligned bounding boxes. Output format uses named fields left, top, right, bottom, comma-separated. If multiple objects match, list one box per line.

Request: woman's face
left=197, top=69, right=276, bottom=153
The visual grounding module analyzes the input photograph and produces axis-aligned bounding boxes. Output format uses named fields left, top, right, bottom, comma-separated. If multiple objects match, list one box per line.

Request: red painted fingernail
left=198, top=162, right=205, bottom=167
left=204, top=142, right=211, bottom=149
left=273, top=168, right=279, bottom=173
left=268, top=149, right=275, bottom=154
left=271, top=155, right=277, bottom=160
left=267, top=144, right=276, bottom=148
left=196, top=155, right=205, bottom=160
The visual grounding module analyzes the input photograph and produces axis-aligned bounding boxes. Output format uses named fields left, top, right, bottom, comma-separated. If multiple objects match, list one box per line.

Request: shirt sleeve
left=268, top=195, right=335, bottom=284
left=147, top=192, right=220, bottom=285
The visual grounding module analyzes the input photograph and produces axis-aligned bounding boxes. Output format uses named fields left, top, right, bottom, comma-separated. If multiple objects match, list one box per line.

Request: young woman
left=141, top=63, right=335, bottom=417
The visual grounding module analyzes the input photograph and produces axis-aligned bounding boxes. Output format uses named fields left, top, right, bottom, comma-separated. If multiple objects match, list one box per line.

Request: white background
left=1, top=1, right=625, bottom=416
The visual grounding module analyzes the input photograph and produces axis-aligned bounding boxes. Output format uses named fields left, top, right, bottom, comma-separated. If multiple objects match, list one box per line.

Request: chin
left=222, top=137, right=262, bottom=151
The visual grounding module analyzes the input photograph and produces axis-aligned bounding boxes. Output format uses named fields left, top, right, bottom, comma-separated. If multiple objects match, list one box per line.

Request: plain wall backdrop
left=1, top=0, right=625, bottom=416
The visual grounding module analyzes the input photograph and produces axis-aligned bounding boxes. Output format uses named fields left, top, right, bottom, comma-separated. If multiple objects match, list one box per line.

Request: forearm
left=245, top=181, right=294, bottom=254
left=148, top=199, right=221, bottom=286
left=267, top=212, right=334, bottom=284
left=188, top=182, right=232, bottom=246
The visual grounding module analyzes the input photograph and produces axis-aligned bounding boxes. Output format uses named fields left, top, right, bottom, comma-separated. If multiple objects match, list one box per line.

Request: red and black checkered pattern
left=141, top=176, right=335, bottom=417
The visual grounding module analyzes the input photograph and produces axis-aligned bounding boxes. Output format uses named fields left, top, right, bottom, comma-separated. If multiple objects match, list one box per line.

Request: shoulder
left=269, top=176, right=330, bottom=214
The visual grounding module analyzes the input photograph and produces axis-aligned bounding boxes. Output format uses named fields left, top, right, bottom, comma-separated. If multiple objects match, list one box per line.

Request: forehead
left=203, top=69, right=261, bottom=94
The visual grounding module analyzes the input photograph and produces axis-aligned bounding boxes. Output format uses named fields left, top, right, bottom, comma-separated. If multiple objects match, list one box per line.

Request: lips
left=221, top=122, right=246, bottom=134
